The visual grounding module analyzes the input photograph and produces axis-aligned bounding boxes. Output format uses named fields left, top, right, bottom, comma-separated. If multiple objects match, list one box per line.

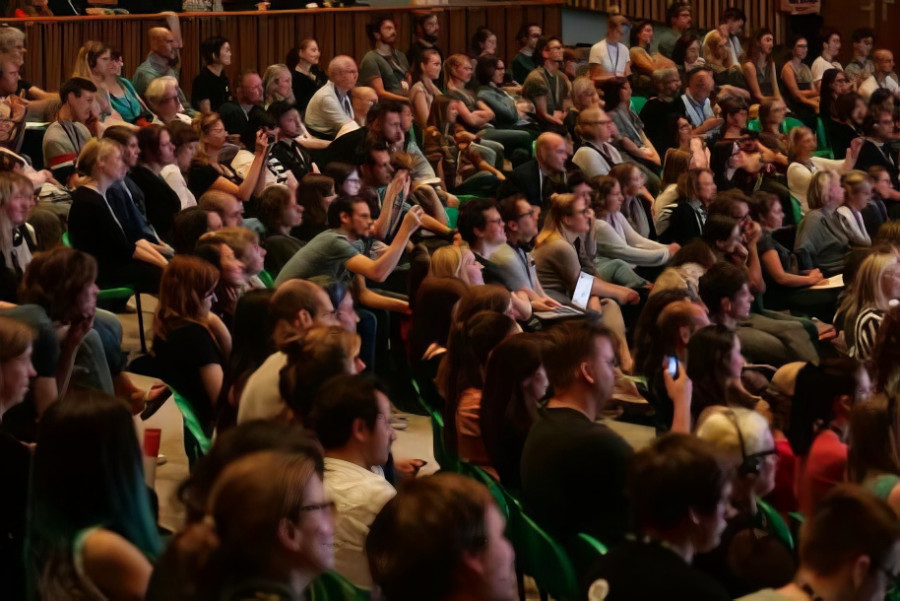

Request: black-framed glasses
left=516, top=208, right=537, bottom=220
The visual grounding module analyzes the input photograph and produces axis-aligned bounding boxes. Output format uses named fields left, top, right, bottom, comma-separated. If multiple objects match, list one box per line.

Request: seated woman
left=533, top=192, right=638, bottom=368
left=652, top=149, right=693, bottom=236
left=68, top=138, right=167, bottom=294
left=693, top=406, right=795, bottom=598
left=27, top=389, right=162, bottom=601
left=188, top=112, right=268, bottom=204
left=794, top=169, right=853, bottom=277
left=173, top=206, right=223, bottom=255
left=153, top=255, right=230, bottom=433
left=323, top=162, right=362, bottom=198
left=71, top=40, right=127, bottom=125
left=787, top=126, right=861, bottom=213
left=469, top=27, right=498, bottom=64
left=835, top=170, right=875, bottom=246
left=257, top=184, right=304, bottom=276
left=183, top=448, right=333, bottom=600
left=422, top=95, right=502, bottom=198
left=849, top=393, right=900, bottom=517
left=828, top=93, right=867, bottom=160
left=293, top=174, right=336, bottom=242
left=741, top=28, right=781, bottom=105
left=475, top=55, right=539, bottom=138
left=211, top=226, right=269, bottom=292
left=658, top=168, right=717, bottom=246
left=145, top=76, right=192, bottom=125
left=609, top=162, right=657, bottom=237
left=590, top=175, right=678, bottom=270
left=195, top=236, right=249, bottom=326
left=437, top=309, right=517, bottom=472
left=837, top=247, right=900, bottom=359
left=629, top=19, right=675, bottom=95
left=409, top=49, right=442, bottom=128
left=445, top=53, right=532, bottom=163
left=671, top=32, right=705, bottom=78
left=600, top=78, right=662, bottom=177
left=751, top=191, right=837, bottom=321
left=480, top=333, right=548, bottom=490
left=192, top=36, right=233, bottom=114
left=687, top=325, right=763, bottom=420
left=563, top=75, right=601, bottom=145
left=262, top=63, right=296, bottom=109
left=819, top=68, right=852, bottom=123
left=130, top=124, right=189, bottom=241
left=106, top=49, right=149, bottom=124
left=780, top=36, right=819, bottom=129
left=161, top=120, right=199, bottom=210
left=286, top=39, right=326, bottom=112
left=701, top=29, right=751, bottom=101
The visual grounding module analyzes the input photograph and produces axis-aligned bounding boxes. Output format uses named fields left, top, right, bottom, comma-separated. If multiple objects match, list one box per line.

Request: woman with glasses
left=534, top=192, right=638, bottom=369
left=188, top=112, right=268, bottom=203
left=812, top=29, right=844, bottom=93
left=475, top=55, right=539, bottom=140
left=145, top=75, right=192, bottom=125
left=781, top=36, right=819, bottom=129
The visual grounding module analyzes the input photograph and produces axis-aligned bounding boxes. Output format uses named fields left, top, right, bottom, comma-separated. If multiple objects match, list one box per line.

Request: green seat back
left=630, top=95, right=648, bottom=114
left=309, top=571, right=370, bottom=601
left=461, top=462, right=509, bottom=519
left=411, top=378, right=460, bottom=472
left=513, top=512, right=578, bottom=601
left=258, top=269, right=275, bottom=288
left=62, top=231, right=71, bottom=247
left=815, top=116, right=830, bottom=151
left=445, top=206, right=458, bottom=229
left=780, top=116, right=805, bottom=134
left=97, top=287, right=135, bottom=302
left=456, top=194, right=479, bottom=206
left=172, top=390, right=212, bottom=468
left=790, top=195, right=804, bottom=226
left=746, top=118, right=762, bottom=132
left=757, top=497, right=794, bottom=550
left=570, top=532, right=608, bottom=576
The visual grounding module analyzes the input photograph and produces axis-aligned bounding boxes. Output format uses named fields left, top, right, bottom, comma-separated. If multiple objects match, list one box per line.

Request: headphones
left=723, top=408, right=764, bottom=477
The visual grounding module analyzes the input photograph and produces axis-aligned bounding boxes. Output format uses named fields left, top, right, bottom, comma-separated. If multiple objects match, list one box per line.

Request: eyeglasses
left=582, top=120, right=613, bottom=126
left=516, top=208, right=537, bottom=219
left=486, top=217, right=504, bottom=226
left=299, top=500, right=337, bottom=514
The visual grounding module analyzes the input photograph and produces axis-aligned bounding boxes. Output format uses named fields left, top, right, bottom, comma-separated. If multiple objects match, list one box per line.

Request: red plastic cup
left=143, top=428, right=161, bottom=458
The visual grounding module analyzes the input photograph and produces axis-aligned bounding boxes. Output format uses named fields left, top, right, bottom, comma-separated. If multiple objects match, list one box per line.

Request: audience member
left=407, top=12, right=443, bottom=81
left=589, top=15, right=631, bottom=81
left=131, top=124, right=188, bottom=240
left=132, top=27, right=190, bottom=111
left=787, top=126, right=861, bottom=213
left=511, top=23, right=542, bottom=83
left=305, top=56, right=358, bottom=139
left=217, top=70, right=266, bottom=138
left=42, top=77, right=96, bottom=185
left=844, top=28, right=876, bottom=83
left=656, top=2, right=693, bottom=59
left=189, top=112, right=267, bottom=202
left=286, top=38, right=327, bottom=112
left=639, top=68, right=686, bottom=155
left=522, top=37, right=571, bottom=134
left=261, top=63, right=295, bottom=109
left=359, top=16, right=410, bottom=102
left=162, top=120, right=199, bottom=210
left=812, top=29, right=844, bottom=91
left=192, top=36, right=233, bottom=114
left=794, top=169, right=853, bottom=276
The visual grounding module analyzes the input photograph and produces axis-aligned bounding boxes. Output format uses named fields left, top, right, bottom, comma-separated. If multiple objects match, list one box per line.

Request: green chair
left=790, top=195, right=804, bottom=227
left=780, top=116, right=805, bottom=134
left=630, top=95, right=648, bottom=114
left=258, top=269, right=275, bottom=288
left=410, top=379, right=460, bottom=472
left=746, top=118, right=762, bottom=133
left=309, top=570, right=369, bottom=601
left=460, top=462, right=509, bottom=519
left=455, top=194, right=479, bottom=206
left=62, top=231, right=148, bottom=353
left=814, top=116, right=834, bottom=158
left=757, top=497, right=794, bottom=551
left=570, top=532, right=608, bottom=576
left=513, top=511, right=579, bottom=601
left=445, top=206, right=459, bottom=229
left=172, top=390, right=212, bottom=469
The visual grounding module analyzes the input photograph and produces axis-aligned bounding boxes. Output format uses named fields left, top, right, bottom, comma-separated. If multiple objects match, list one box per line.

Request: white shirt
left=811, top=56, right=842, bottom=84
left=572, top=141, right=623, bottom=178
left=236, top=351, right=287, bottom=423
left=859, top=73, right=900, bottom=100
left=323, top=457, right=396, bottom=588
left=160, top=164, right=197, bottom=210
left=588, top=39, right=629, bottom=76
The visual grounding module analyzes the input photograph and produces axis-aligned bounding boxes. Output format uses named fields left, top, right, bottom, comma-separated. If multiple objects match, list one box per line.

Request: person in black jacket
left=658, top=168, right=716, bottom=246
left=68, top=138, right=167, bottom=293
left=855, top=109, right=900, bottom=189
left=496, top=132, right=572, bottom=207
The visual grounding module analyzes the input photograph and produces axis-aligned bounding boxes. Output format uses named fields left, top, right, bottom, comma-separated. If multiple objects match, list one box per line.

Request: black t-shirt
left=192, top=67, right=233, bottom=113
left=520, top=407, right=633, bottom=547
left=187, top=163, right=224, bottom=200
left=586, top=540, right=731, bottom=601
left=152, top=322, right=223, bottom=429
left=291, top=67, right=327, bottom=114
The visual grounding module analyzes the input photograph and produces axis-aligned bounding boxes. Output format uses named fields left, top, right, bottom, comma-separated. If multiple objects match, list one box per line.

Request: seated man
left=0, top=57, right=29, bottom=154
left=132, top=27, right=191, bottom=113
left=497, top=132, right=572, bottom=207
left=359, top=16, right=410, bottom=103
left=198, top=190, right=244, bottom=228
left=218, top=70, right=267, bottom=140
left=367, top=472, right=518, bottom=601
left=520, top=318, right=634, bottom=547
left=699, top=261, right=818, bottom=366
left=42, top=77, right=96, bottom=186
left=738, top=485, right=900, bottom=601
left=572, top=106, right=624, bottom=178
left=309, top=373, right=397, bottom=588
left=459, top=197, right=559, bottom=315
left=274, top=195, right=422, bottom=289
left=585, top=434, right=732, bottom=601
left=305, top=56, right=359, bottom=140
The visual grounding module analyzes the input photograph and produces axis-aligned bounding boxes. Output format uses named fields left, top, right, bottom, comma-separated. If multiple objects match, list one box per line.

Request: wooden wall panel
left=564, top=0, right=786, bottom=39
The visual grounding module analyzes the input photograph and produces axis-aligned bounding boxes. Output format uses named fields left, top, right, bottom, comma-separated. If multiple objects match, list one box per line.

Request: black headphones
left=723, top=409, right=761, bottom=477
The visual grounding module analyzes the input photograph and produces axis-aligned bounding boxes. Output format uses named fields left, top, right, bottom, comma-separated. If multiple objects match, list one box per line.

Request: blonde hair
left=75, top=138, right=121, bottom=177
left=843, top=169, right=872, bottom=196
left=702, top=29, right=734, bottom=68
left=262, top=64, right=295, bottom=106
left=839, top=248, right=900, bottom=348
left=209, top=226, right=259, bottom=262
left=807, top=169, right=839, bottom=210
left=787, top=126, right=814, bottom=162
left=535, top=193, right=582, bottom=248
left=72, top=40, right=110, bottom=80
left=695, top=406, right=772, bottom=464
left=0, top=170, right=34, bottom=265
left=145, top=75, right=180, bottom=109
left=429, top=244, right=464, bottom=279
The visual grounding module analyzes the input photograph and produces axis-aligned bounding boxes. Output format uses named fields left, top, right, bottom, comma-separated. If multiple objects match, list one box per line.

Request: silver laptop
left=534, top=272, right=593, bottom=319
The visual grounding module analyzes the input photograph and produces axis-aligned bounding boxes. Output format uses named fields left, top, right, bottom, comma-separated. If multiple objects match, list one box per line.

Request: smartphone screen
left=666, top=355, right=679, bottom=379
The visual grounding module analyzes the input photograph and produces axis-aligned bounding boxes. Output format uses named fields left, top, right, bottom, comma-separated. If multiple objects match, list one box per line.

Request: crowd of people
left=5, top=4, right=900, bottom=601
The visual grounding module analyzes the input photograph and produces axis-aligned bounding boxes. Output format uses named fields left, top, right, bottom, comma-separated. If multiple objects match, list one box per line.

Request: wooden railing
left=13, top=0, right=562, bottom=94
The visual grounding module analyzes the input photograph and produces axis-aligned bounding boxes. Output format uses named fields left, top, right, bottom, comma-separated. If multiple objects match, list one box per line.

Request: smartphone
left=266, top=133, right=276, bottom=145
left=665, top=355, right=679, bottom=379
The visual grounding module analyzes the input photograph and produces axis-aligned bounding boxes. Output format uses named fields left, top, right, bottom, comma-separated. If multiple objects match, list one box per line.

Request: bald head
left=536, top=132, right=569, bottom=174
left=658, top=299, right=709, bottom=351
left=351, top=86, right=378, bottom=125
left=328, top=55, right=359, bottom=92
left=149, top=27, right=177, bottom=60
left=874, top=49, right=895, bottom=75
left=576, top=106, right=612, bottom=143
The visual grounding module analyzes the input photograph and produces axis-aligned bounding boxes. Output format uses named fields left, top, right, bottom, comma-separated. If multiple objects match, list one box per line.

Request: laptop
left=534, top=272, right=593, bottom=320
